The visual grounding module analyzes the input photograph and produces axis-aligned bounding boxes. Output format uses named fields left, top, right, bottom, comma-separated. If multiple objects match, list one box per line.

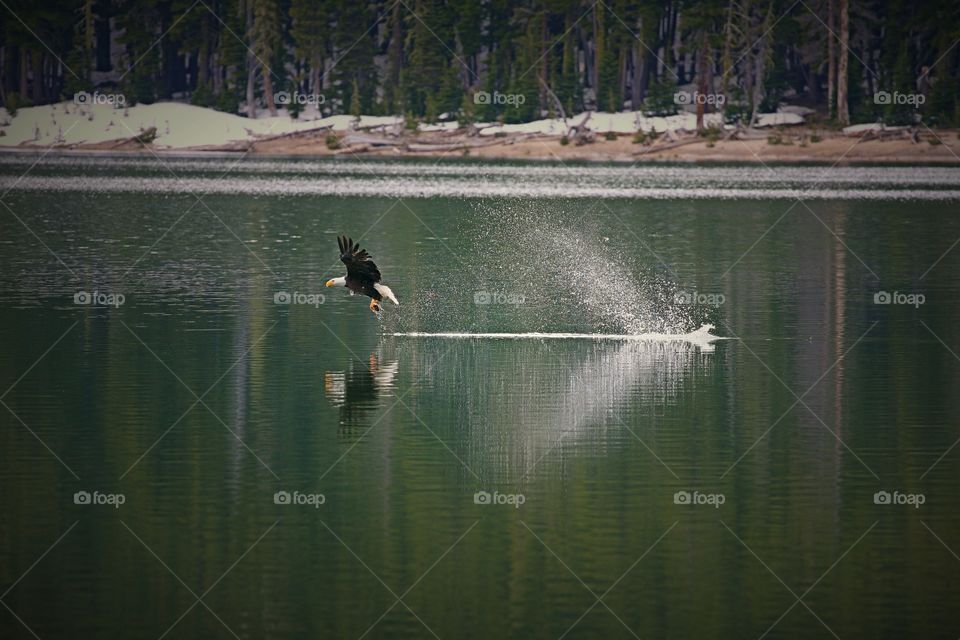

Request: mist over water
left=394, top=199, right=700, bottom=335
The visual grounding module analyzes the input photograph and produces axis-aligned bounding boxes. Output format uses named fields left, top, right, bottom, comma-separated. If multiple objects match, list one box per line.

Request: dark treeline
left=1, top=0, right=957, bottom=127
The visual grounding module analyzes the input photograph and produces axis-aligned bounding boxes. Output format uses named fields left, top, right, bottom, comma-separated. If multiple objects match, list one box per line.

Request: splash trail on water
left=392, top=324, right=726, bottom=352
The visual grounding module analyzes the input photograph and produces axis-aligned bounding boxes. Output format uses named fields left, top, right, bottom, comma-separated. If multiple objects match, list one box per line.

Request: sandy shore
left=247, top=128, right=960, bottom=164
left=4, top=126, right=959, bottom=164
left=2, top=102, right=957, bottom=163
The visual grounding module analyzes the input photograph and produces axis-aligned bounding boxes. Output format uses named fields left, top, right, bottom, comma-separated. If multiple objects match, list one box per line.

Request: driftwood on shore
left=567, top=112, right=595, bottom=145
left=110, top=126, right=157, bottom=149
left=841, top=124, right=919, bottom=142
left=253, top=124, right=332, bottom=145
left=333, top=144, right=371, bottom=155
left=334, top=131, right=524, bottom=154
left=634, top=128, right=701, bottom=155
left=341, top=133, right=403, bottom=147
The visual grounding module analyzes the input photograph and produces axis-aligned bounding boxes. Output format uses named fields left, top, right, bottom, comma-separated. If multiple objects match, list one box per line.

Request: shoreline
left=3, top=130, right=958, bottom=165
left=2, top=101, right=957, bottom=165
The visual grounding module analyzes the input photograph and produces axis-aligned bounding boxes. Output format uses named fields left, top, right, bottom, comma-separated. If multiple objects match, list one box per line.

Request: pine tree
left=117, top=0, right=163, bottom=105
left=330, top=0, right=376, bottom=115
left=884, top=42, right=915, bottom=125
left=406, top=0, right=449, bottom=116
left=290, top=0, right=328, bottom=99
left=216, top=0, right=247, bottom=113
left=349, top=78, right=361, bottom=120
left=252, top=0, right=281, bottom=116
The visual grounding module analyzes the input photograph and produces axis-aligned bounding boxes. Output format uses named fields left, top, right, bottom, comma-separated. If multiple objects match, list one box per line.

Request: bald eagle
left=325, top=236, right=399, bottom=314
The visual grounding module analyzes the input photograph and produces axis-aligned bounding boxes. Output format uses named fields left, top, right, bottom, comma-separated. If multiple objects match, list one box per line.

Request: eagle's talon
left=369, top=299, right=381, bottom=313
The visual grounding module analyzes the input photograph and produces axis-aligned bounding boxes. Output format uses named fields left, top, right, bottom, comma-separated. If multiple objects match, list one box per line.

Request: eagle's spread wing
left=338, top=236, right=381, bottom=283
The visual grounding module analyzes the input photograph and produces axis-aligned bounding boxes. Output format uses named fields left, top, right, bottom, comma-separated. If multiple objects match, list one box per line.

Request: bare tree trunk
left=246, top=65, right=256, bottom=117
left=0, top=47, right=6, bottom=105
left=749, top=2, right=774, bottom=127
left=197, top=16, right=209, bottom=87
left=19, top=51, right=28, bottom=97
left=592, top=5, right=601, bottom=94
left=837, top=0, right=850, bottom=125
left=262, top=66, right=277, bottom=116
left=618, top=47, right=627, bottom=111
left=540, top=16, right=549, bottom=109
left=541, top=79, right=567, bottom=122
left=720, top=2, right=734, bottom=98
left=311, top=58, right=321, bottom=96
left=212, top=52, right=222, bottom=95
left=245, top=1, right=256, bottom=118
left=696, top=33, right=710, bottom=131
left=31, top=52, right=43, bottom=103
left=827, top=0, right=836, bottom=119
left=750, top=54, right=765, bottom=126
left=631, top=40, right=644, bottom=109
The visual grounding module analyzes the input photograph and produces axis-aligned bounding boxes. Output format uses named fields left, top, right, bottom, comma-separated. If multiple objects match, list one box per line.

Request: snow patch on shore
left=0, top=101, right=804, bottom=150
left=0, top=102, right=400, bottom=149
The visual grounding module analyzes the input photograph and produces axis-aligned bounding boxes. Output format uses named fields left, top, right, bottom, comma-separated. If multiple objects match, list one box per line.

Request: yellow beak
left=325, top=279, right=335, bottom=287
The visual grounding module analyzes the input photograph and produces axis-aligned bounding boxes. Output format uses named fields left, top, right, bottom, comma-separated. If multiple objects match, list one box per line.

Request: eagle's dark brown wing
left=338, top=236, right=381, bottom=283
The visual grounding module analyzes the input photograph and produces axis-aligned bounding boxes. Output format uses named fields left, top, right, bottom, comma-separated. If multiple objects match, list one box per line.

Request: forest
left=1, top=0, right=958, bottom=128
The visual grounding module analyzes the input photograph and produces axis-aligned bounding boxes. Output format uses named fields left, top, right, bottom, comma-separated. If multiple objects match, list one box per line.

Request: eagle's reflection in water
left=324, top=353, right=399, bottom=442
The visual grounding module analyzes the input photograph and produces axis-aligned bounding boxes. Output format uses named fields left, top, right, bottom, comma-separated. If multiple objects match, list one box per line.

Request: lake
left=1, top=154, right=959, bottom=639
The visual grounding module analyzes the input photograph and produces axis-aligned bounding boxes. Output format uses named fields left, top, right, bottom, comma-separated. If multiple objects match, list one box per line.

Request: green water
left=1, top=157, right=959, bottom=639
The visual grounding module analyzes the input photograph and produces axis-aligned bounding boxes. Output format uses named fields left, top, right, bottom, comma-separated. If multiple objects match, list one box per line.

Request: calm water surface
left=1, top=155, right=959, bottom=639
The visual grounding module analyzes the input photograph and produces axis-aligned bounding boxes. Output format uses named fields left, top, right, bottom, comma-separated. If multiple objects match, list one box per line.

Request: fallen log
left=567, top=112, right=595, bottom=145
left=333, top=144, right=371, bottom=155
left=253, top=125, right=332, bottom=144
left=341, top=134, right=404, bottom=147
left=634, top=134, right=704, bottom=155
left=111, top=126, right=157, bottom=148
left=405, top=142, right=466, bottom=152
